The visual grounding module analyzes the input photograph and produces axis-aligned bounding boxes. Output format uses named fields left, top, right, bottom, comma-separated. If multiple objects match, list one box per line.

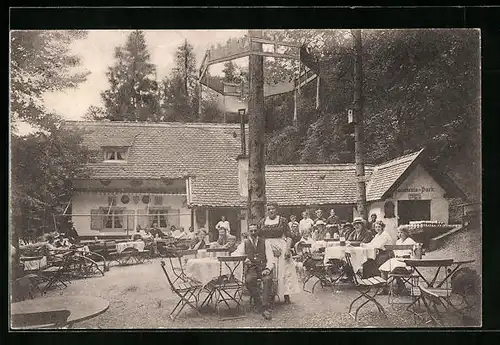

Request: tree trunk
left=247, top=30, right=266, bottom=226
left=184, top=40, right=189, bottom=96
left=352, top=29, right=368, bottom=220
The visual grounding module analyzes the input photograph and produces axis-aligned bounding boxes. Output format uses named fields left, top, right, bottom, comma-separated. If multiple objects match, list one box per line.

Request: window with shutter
left=90, top=209, right=103, bottom=230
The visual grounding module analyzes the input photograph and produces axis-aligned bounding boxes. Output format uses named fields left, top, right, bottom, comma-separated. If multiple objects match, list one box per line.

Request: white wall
left=367, top=164, right=450, bottom=242
left=71, top=189, right=191, bottom=237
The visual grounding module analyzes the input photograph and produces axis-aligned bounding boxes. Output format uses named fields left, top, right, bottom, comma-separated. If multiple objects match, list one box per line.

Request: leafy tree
left=11, top=129, right=91, bottom=241
left=199, top=85, right=225, bottom=123
left=10, top=30, right=90, bottom=271
left=100, top=30, right=160, bottom=122
left=222, top=61, right=239, bottom=83
left=262, top=29, right=479, bottom=200
left=10, top=30, right=90, bottom=130
left=159, top=39, right=199, bottom=122
left=83, top=105, right=107, bottom=121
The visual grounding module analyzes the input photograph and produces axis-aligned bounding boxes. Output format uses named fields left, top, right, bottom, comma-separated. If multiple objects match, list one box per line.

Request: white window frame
left=103, top=147, right=128, bottom=162
left=148, top=208, right=170, bottom=228
left=104, top=210, right=124, bottom=230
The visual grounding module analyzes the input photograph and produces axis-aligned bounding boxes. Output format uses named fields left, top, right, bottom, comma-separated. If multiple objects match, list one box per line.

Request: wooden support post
left=223, top=95, right=227, bottom=123
left=198, top=82, right=203, bottom=118
left=293, top=88, right=298, bottom=125
left=247, top=29, right=266, bottom=226
left=352, top=29, right=368, bottom=220
left=316, top=75, right=320, bottom=110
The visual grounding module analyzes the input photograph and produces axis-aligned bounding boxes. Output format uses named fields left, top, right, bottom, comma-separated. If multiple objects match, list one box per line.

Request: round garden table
left=11, top=296, right=109, bottom=329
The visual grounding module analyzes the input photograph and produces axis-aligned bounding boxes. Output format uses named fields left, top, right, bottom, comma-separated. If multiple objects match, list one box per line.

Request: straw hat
left=352, top=217, right=365, bottom=225
left=315, top=220, right=326, bottom=226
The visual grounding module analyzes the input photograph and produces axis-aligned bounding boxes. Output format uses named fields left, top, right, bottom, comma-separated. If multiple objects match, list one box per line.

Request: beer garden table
left=115, top=241, right=145, bottom=254
left=11, top=296, right=109, bottom=329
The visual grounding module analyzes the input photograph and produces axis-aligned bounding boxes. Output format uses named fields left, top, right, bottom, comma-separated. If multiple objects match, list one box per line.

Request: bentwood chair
left=160, top=260, right=203, bottom=321
left=345, top=252, right=388, bottom=321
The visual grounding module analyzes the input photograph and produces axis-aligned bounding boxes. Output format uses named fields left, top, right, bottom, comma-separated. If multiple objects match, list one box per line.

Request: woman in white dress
left=378, top=226, right=417, bottom=293
left=258, top=203, right=301, bottom=304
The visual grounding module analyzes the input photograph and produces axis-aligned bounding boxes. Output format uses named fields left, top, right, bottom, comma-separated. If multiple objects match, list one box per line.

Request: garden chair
left=166, top=249, right=198, bottom=285
left=11, top=309, right=71, bottom=329
left=160, top=260, right=203, bottom=321
left=302, top=251, right=333, bottom=293
left=384, top=244, right=420, bottom=305
left=345, top=252, right=388, bottom=321
left=39, top=252, right=73, bottom=293
left=104, top=241, right=132, bottom=266
left=206, top=255, right=247, bottom=320
left=418, top=266, right=479, bottom=326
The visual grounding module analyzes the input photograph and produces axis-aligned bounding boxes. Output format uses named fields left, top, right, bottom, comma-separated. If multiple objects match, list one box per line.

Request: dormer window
left=103, top=147, right=128, bottom=162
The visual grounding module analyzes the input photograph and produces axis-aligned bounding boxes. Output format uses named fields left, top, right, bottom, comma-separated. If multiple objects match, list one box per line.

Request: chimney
left=239, top=110, right=246, bottom=156
left=237, top=108, right=248, bottom=197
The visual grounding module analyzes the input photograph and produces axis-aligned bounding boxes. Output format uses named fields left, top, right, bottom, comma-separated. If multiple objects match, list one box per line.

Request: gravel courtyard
left=40, top=228, right=480, bottom=329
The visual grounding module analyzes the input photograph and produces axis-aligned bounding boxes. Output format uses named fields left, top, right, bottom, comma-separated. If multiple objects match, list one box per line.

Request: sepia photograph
left=9, top=27, right=481, bottom=329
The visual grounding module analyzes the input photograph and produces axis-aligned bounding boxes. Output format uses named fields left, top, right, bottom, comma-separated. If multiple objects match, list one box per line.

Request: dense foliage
left=10, top=31, right=91, bottom=249
left=262, top=29, right=480, bottom=200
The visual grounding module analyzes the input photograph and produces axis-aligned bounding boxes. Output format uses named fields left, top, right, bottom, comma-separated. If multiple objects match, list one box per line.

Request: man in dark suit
left=233, top=224, right=275, bottom=320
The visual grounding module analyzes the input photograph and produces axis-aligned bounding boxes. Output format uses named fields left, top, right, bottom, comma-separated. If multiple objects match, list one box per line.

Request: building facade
left=65, top=121, right=465, bottom=242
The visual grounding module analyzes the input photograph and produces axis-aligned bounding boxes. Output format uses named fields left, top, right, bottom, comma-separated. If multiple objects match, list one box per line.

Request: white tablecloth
left=21, top=256, right=48, bottom=271
left=323, top=246, right=377, bottom=273
left=197, top=249, right=210, bottom=259
left=184, top=257, right=244, bottom=286
left=116, top=241, right=145, bottom=254
left=311, top=240, right=342, bottom=252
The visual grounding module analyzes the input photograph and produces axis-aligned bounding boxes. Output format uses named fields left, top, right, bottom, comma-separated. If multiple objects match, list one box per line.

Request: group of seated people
left=290, top=210, right=418, bottom=295
left=131, top=222, right=239, bottom=256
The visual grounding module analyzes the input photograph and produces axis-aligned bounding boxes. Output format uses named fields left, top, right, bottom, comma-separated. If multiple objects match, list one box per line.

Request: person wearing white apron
left=258, top=203, right=301, bottom=304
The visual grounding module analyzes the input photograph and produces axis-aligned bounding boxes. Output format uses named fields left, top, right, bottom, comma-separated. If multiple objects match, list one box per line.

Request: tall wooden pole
left=247, top=30, right=266, bottom=226
left=352, top=29, right=367, bottom=220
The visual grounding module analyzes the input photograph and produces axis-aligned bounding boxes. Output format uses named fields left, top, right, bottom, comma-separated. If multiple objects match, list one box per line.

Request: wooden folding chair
left=206, top=255, right=246, bottom=320
left=419, top=285, right=455, bottom=326
left=302, top=251, right=333, bottom=293
left=11, top=309, right=71, bottom=329
left=345, top=252, right=388, bottom=321
left=103, top=241, right=121, bottom=267
left=160, top=260, right=203, bottom=321
left=384, top=245, right=420, bottom=305
left=170, top=249, right=198, bottom=285
left=39, top=252, right=73, bottom=293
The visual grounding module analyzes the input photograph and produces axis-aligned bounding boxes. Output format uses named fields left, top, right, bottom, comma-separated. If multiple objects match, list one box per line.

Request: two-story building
left=64, top=121, right=465, bottom=242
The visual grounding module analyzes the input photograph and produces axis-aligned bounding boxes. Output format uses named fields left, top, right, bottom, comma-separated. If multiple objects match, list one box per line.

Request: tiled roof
left=366, top=149, right=424, bottom=201
left=66, top=121, right=428, bottom=206
left=64, top=121, right=248, bottom=207
left=266, top=165, right=375, bottom=205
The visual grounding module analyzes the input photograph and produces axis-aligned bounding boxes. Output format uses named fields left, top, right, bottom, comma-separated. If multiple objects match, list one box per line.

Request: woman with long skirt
left=258, top=203, right=301, bottom=311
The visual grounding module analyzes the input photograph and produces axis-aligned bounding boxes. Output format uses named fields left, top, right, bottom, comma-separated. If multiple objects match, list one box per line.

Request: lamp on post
left=238, top=108, right=247, bottom=156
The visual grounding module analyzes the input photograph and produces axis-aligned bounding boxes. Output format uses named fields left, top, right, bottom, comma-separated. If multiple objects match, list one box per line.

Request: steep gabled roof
left=64, top=121, right=247, bottom=180
left=366, top=149, right=424, bottom=201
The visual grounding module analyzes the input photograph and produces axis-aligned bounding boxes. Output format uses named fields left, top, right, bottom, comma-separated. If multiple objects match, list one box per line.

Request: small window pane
left=116, top=151, right=124, bottom=160
left=159, top=213, right=167, bottom=227
left=105, top=215, right=113, bottom=228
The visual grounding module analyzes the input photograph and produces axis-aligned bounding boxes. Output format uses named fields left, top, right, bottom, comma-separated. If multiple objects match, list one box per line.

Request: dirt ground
left=38, top=227, right=481, bottom=329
